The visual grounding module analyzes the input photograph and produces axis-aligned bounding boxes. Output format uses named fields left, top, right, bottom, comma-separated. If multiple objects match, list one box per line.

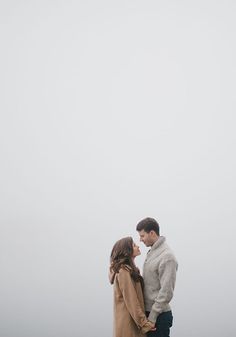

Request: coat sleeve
left=117, top=268, right=151, bottom=329
left=148, top=258, right=178, bottom=323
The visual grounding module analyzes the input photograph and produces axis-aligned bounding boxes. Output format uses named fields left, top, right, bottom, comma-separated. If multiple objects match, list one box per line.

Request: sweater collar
left=150, top=236, right=166, bottom=251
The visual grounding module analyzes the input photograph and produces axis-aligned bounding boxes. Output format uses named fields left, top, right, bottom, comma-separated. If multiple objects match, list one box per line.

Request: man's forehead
left=139, top=229, right=148, bottom=235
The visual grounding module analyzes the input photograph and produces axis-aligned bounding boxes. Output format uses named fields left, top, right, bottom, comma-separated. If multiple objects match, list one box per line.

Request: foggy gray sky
left=0, top=1, right=235, bottom=337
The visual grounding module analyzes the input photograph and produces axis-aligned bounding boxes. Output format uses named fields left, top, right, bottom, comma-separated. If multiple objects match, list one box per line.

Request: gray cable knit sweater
left=143, top=236, right=178, bottom=323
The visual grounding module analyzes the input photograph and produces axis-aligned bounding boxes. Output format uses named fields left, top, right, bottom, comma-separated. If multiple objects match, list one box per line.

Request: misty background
left=0, top=1, right=235, bottom=337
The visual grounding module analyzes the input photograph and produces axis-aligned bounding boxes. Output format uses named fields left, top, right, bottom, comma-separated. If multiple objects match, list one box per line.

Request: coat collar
left=109, top=264, right=132, bottom=284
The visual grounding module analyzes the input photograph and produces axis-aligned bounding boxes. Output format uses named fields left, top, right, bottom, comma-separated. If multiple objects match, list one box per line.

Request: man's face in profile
left=138, top=230, right=156, bottom=247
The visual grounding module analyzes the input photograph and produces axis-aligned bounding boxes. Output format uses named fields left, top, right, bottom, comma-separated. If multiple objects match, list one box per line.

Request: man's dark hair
left=136, top=217, right=160, bottom=235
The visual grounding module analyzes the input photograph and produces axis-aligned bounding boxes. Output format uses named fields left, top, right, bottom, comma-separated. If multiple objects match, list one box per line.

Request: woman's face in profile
left=132, top=242, right=141, bottom=258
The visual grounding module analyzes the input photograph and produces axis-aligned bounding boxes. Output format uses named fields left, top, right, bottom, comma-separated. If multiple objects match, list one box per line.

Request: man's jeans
left=146, top=311, right=173, bottom=337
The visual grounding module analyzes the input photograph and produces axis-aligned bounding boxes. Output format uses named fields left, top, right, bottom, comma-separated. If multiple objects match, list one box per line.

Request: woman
left=109, top=237, right=155, bottom=337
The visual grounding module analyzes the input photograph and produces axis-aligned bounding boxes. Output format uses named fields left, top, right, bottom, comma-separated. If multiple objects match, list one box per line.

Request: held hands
left=149, top=321, right=156, bottom=331
left=141, top=320, right=156, bottom=334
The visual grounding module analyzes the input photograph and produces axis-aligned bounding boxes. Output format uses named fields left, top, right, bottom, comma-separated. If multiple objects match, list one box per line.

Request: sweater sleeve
left=117, top=268, right=150, bottom=329
left=148, top=259, right=178, bottom=323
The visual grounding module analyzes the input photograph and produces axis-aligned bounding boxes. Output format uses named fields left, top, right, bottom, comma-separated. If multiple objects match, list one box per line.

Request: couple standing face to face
left=110, top=221, right=160, bottom=337
left=110, top=217, right=177, bottom=337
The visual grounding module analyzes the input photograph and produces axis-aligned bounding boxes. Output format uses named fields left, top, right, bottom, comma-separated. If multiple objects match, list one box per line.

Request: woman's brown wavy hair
left=110, top=236, right=144, bottom=289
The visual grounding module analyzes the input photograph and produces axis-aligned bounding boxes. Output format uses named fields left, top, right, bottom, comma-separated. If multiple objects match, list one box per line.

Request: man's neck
left=151, top=236, right=159, bottom=246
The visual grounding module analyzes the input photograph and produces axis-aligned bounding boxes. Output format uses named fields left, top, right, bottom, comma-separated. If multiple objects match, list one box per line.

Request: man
left=136, top=217, right=178, bottom=337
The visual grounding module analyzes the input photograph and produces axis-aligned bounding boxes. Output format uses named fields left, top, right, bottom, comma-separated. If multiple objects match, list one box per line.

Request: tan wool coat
left=111, top=265, right=153, bottom=337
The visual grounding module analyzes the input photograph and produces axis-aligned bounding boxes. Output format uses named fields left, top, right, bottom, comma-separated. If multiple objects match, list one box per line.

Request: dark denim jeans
left=146, top=311, right=173, bottom=337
